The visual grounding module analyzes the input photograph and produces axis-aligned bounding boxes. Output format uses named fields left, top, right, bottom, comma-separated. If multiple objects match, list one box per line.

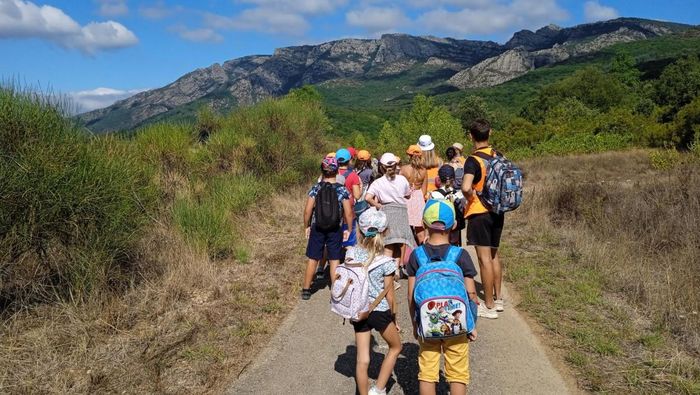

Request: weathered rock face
left=80, top=17, right=690, bottom=132
left=449, top=26, right=652, bottom=89
left=448, top=48, right=535, bottom=89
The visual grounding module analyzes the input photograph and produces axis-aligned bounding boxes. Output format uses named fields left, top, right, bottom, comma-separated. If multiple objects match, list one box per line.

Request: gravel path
left=228, top=246, right=578, bottom=395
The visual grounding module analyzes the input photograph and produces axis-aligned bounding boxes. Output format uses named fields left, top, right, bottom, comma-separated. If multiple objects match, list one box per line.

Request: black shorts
left=467, top=212, right=505, bottom=248
left=351, top=310, right=393, bottom=333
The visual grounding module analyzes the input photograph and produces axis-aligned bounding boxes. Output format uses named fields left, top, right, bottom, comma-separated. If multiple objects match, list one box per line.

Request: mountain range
left=79, top=18, right=693, bottom=133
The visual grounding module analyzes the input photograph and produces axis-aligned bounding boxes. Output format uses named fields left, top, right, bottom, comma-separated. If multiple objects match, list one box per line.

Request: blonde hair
left=358, top=231, right=386, bottom=266
left=410, top=154, right=425, bottom=170
left=423, top=149, right=440, bottom=169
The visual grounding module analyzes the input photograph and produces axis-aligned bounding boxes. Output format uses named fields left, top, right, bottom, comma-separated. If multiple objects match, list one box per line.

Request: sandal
left=301, top=288, right=312, bottom=300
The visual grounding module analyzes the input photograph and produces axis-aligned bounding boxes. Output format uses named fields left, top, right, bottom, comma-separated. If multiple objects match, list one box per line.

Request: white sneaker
left=369, top=385, right=387, bottom=395
left=478, top=303, right=499, bottom=319
left=495, top=299, right=504, bottom=312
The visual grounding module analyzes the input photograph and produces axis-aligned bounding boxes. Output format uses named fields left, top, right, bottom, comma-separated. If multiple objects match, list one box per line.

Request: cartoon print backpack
left=330, top=250, right=393, bottom=321
left=473, top=151, right=523, bottom=214
left=314, top=182, right=341, bottom=231
left=413, top=245, right=476, bottom=340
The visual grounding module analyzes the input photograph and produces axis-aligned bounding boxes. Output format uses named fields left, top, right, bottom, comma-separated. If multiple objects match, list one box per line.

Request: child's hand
left=468, top=329, right=478, bottom=342
left=342, top=230, right=349, bottom=242
left=305, top=227, right=311, bottom=239
left=356, top=311, right=369, bottom=321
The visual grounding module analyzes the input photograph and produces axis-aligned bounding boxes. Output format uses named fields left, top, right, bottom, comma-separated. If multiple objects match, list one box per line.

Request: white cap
left=418, top=135, right=435, bottom=151
left=452, top=142, right=464, bottom=151
left=379, top=152, right=397, bottom=166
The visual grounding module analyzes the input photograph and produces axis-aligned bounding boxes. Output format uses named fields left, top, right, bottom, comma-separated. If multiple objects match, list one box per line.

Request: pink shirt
left=367, top=175, right=411, bottom=205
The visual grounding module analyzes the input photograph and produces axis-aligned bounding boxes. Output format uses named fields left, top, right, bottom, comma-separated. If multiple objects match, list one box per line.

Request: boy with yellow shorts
left=407, top=199, right=479, bottom=395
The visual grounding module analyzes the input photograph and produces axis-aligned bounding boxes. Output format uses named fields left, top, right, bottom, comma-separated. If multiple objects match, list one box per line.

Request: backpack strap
left=368, top=287, right=391, bottom=313
left=444, top=246, right=462, bottom=266
left=330, top=279, right=353, bottom=301
left=414, top=246, right=429, bottom=267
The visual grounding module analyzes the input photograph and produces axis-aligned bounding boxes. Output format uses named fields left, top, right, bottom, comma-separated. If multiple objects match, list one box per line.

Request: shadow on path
left=334, top=339, right=452, bottom=395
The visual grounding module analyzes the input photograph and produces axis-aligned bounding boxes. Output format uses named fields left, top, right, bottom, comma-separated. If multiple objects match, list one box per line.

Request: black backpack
left=314, top=182, right=341, bottom=232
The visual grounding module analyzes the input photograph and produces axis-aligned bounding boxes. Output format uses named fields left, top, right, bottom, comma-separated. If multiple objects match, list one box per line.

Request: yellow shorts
left=418, top=337, right=470, bottom=384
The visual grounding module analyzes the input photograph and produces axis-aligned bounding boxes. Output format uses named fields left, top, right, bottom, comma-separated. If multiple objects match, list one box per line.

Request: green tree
left=454, top=95, right=492, bottom=131
left=521, top=67, right=628, bottom=123
left=654, top=55, right=700, bottom=116
left=287, top=85, right=323, bottom=104
left=378, top=95, right=463, bottom=157
left=610, top=52, right=641, bottom=88
left=672, top=96, right=700, bottom=148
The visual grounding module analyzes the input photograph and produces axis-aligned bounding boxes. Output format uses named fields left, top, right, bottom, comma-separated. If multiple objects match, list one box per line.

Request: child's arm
left=465, top=277, right=477, bottom=303
left=465, top=276, right=478, bottom=341
left=365, top=192, right=381, bottom=209
left=384, top=274, right=396, bottom=319
left=341, top=199, right=353, bottom=241
left=407, top=276, right=417, bottom=340
left=303, top=196, right=315, bottom=238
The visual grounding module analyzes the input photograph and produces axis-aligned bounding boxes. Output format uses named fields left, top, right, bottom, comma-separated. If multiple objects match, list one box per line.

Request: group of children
left=302, top=119, right=511, bottom=394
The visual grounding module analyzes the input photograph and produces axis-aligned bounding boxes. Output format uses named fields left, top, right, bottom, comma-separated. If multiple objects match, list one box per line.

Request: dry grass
left=0, top=189, right=308, bottom=394
left=502, top=149, right=700, bottom=393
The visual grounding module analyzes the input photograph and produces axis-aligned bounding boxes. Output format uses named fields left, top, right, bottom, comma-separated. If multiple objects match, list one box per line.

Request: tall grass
left=521, top=151, right=700, bottom=352
left=0, top=88, right=156, bottom=307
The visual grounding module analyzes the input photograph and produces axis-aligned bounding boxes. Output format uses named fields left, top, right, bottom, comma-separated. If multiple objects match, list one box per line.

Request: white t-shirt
left=367, top=175, right=411, bottom=205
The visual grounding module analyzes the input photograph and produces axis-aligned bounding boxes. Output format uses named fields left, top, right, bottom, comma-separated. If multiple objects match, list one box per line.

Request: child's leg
left=443, top=338, right=470, bottom=395
left=355, top=331, right=372, bottom=395
left=303, top=259, right=318, bottom=289
left=375, top=321, right=402, bottom=391
left=419, top=381, right=437, bottom=395
left=417, top=340, right=441, bottom=395
left=450, top=382, right=467, bottom=395
left=492, top=248, right=502, bottom=301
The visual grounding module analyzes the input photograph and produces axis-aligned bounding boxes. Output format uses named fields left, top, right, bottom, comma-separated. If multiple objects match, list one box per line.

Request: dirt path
left=227, top=245, right=579, bottom=394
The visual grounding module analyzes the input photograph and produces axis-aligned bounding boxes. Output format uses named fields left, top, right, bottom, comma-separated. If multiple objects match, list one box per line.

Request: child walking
left=407, top=200, right=478, bottom=395
left=302, top=156, right=353, bottom=300
left=343, top=208, right=403, bottom=395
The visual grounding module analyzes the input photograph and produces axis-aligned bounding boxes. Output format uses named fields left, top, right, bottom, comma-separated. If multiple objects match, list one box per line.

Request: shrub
left=0, top=89, right=155, bottom=307
left=672, top=96, right=700, bottom=148
left=378, top=95, right=463, bottom=158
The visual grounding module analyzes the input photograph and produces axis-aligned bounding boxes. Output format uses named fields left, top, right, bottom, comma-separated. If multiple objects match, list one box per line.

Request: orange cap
left=357, top=150, right=371, bottom=160
left=406, top=144, right=422, bottom=156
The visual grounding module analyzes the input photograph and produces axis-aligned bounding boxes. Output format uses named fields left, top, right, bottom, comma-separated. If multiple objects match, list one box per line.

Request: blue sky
left=0, top=0, right=697, bottom=112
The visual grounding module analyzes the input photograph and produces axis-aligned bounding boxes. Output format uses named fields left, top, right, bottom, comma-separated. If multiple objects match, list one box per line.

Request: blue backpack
left=474, top=151, right=523, bottom=214
left=413, top=246, right=477, bottom=340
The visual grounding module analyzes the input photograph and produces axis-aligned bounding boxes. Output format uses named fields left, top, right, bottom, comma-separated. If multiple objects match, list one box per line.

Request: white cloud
left=139, top=1, right=183, bottom=20
left=204, top=9, right=309, bottom=35
left=169, top=24, right=223, bottom=43
left=346, top=7, right=409, bottom=34
left=583, top=1, right=619, bottom=22
left=0, top=0, right=138, bottom=54
left=417, top=0, right=569, bottom=37
left=95, top=0, right=128, bottom=17
left=200, top=0, right=346, bottom=37
left=68, top=87, right=146, bottom=114
left=236, top=0, right=348, bottom=15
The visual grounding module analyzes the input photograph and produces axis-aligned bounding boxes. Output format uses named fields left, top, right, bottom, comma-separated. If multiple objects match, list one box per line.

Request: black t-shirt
left=464, top=156, right=482, bottom=186
left=406, top=243, right=477, bottom=278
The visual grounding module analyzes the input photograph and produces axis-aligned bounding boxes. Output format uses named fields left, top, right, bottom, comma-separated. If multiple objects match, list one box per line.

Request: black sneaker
left=301, top=289, right=312, bottom=300
left=315, top=269, right=325, bottom=280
